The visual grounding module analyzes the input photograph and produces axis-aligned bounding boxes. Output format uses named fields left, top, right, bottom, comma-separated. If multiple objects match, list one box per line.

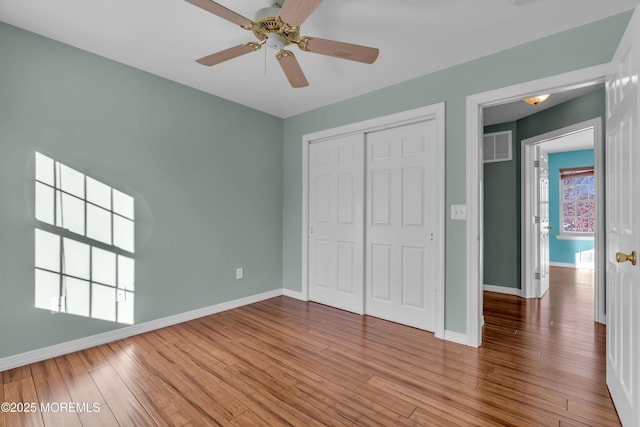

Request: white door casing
left=467, top=66, right=610, bottom=347
left=365, top=121, right=437, bottom=331
left=308, top=134, right=365, bottom=314
left=605, top=6, right=640, bottom=425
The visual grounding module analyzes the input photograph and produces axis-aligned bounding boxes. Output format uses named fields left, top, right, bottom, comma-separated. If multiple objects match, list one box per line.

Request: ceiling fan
left=185, top=0, right=380, bottom=88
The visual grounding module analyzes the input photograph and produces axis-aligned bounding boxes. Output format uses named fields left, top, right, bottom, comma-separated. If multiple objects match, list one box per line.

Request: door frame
left=301, top=103, right=446, bottom=339
left=466, top=63, right=610, bottom=347
left=521, top=118, right=604, bottom=323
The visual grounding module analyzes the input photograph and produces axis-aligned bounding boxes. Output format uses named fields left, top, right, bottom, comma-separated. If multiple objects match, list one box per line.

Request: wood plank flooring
left=1, top=266, right=620, bottom=426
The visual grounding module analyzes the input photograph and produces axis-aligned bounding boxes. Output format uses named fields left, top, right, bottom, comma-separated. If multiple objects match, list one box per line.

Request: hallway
left=483, top=266, right=619, bottom=425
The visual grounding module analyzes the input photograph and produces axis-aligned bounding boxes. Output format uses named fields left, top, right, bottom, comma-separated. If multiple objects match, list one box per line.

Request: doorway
left=465, top=63, right=610, bottom=347
left=520, top=120, right=603, bottom=324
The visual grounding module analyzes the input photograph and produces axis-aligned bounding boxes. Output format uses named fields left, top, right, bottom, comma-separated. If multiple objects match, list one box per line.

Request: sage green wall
left=282, top=13, right=629, bottom=334
left=481, top=88, right=606, bottom=291
left=517, top=88, right=606, bottom=143
left=483, top=122, right=519, bottom=289
left=0, top=23, right=283, bottom=359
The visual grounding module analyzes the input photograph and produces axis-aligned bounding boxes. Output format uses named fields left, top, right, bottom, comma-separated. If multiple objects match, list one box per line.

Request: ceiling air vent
left=483, top=131, right=512, bottom=163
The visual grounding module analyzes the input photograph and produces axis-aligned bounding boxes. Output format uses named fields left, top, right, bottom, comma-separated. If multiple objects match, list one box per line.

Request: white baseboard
left=483, top=284, right=522, bottom=297
left=0, top=289, right=283, bottom=372
left=1, top=287, right=476, bottom=370
left=550, top=261, right=594, bottom=270
left=549, top=262, right=576, bottom=268
left=282, top=288, right=305, bottom=300
left=444, top=330, right=468, bottom=346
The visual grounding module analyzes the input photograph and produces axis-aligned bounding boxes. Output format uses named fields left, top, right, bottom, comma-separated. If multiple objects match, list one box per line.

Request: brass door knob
left=616, top=250, right=637, bottom=266
left=545, top=226, right=553, bottom=230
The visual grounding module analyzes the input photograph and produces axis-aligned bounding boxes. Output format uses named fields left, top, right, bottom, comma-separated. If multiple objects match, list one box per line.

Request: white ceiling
left=0, top=0, right=637, bottom=118
left=541, top=127, right=594, bottom=153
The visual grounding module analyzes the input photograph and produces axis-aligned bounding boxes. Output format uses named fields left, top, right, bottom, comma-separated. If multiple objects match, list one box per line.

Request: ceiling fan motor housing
left=251, top=7, right=300, bottom=49
left=254, top=6, right=281, bottom=21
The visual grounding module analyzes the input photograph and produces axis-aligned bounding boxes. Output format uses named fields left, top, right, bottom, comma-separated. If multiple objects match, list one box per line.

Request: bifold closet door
left=308, top=134, right=365, bottom=314
left=365, top=121, right=437, bottom=331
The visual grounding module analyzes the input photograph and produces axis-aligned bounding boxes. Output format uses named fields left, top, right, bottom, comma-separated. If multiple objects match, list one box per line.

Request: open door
left=524, top=143, right=551, bottom=299
left=606, top=6, right=640, bottom=426
left=536, top=147, right=551, bottom=298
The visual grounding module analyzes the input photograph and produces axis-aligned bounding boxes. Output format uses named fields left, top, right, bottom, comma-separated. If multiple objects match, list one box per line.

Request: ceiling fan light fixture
left=266, top=32, right=286, bottom=50
left=523, top=94, right=550, bottom=106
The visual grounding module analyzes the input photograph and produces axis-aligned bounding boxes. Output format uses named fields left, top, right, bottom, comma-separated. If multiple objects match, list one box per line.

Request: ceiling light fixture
left=523, top=94, right=550, bottom=106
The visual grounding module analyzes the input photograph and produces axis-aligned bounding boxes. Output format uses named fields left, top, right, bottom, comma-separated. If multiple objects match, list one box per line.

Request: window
left=560, top=166, right=595, bottom=236
left=34, top=152, right=135, bottom=324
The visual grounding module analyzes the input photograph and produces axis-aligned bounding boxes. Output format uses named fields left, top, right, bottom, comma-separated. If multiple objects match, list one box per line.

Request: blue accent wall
left=548, top=149, right=595, bottom=264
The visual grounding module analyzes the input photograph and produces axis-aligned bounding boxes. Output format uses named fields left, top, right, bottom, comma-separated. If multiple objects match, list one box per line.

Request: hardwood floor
left=1, top=266, right=620, bottom=426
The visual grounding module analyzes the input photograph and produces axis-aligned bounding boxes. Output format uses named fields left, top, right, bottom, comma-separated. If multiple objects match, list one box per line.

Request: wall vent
left=483, top=131, right=512, bottom=163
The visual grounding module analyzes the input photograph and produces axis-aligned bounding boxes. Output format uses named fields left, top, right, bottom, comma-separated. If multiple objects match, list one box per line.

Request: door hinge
left=533, top=160, right=540, bottom=167
left=534, top=216, right=540, bottom=223
left=534, top=272, right=541, bottom=280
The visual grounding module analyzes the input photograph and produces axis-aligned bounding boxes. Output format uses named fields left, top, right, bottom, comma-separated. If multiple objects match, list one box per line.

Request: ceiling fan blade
left=278, top=0, right=322, bottom=27
left=298, top=37, right=379, bottom=64
left=185, top=0, right=253, bottom=28
left=196, top=42, right=261, bottom=66
left=276, top=50, right=309, bottom=88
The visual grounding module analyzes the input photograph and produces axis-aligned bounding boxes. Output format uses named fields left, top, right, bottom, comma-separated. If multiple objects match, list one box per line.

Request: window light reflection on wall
left=34, top=152, right=135, bottom=324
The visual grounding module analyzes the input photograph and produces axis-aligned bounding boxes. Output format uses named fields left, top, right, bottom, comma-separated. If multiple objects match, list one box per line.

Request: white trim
left=282, top=288, right=305, bottom=300
left=443, top=330, right=468, bottom=345
left=466, top=63, right=611, bottom=347
left=302, top=104, right=446, bottom=340
left=0, top=289, right=282, bottom=372
left=550, top=262, right=578, bottom=268
left=483, top=284, right=523, bottom=297
left=550, top=261, right=595, bottom=270
left=466, top=94, right=483, bottom=348
left=556, top=233, right=594, bottom=241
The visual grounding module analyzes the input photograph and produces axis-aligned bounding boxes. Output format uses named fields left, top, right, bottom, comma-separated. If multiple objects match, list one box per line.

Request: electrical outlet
left=50, top=296, right=66, bottom=313
left=451, top=204, right=467, bottom=220
left=236, top=267, right=244, bottom=280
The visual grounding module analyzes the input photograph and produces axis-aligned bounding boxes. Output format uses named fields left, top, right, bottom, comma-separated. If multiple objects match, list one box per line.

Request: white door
left=308, top=134, right=365, bottom=313
left=605, top=6, right=640, bottom=426
left=365, top=121, right=437, bottom=331
left=536, top=148, right=550, bottom=298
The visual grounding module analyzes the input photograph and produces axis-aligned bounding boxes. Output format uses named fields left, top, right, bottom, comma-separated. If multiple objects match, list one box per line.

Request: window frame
left=558, top=165, right=595, bottom=240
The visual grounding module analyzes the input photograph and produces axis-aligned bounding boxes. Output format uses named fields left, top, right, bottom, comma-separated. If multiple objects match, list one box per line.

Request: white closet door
left=308, top=134, right=365, bottom=313
left=365, top=120, right=437, bottom=331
